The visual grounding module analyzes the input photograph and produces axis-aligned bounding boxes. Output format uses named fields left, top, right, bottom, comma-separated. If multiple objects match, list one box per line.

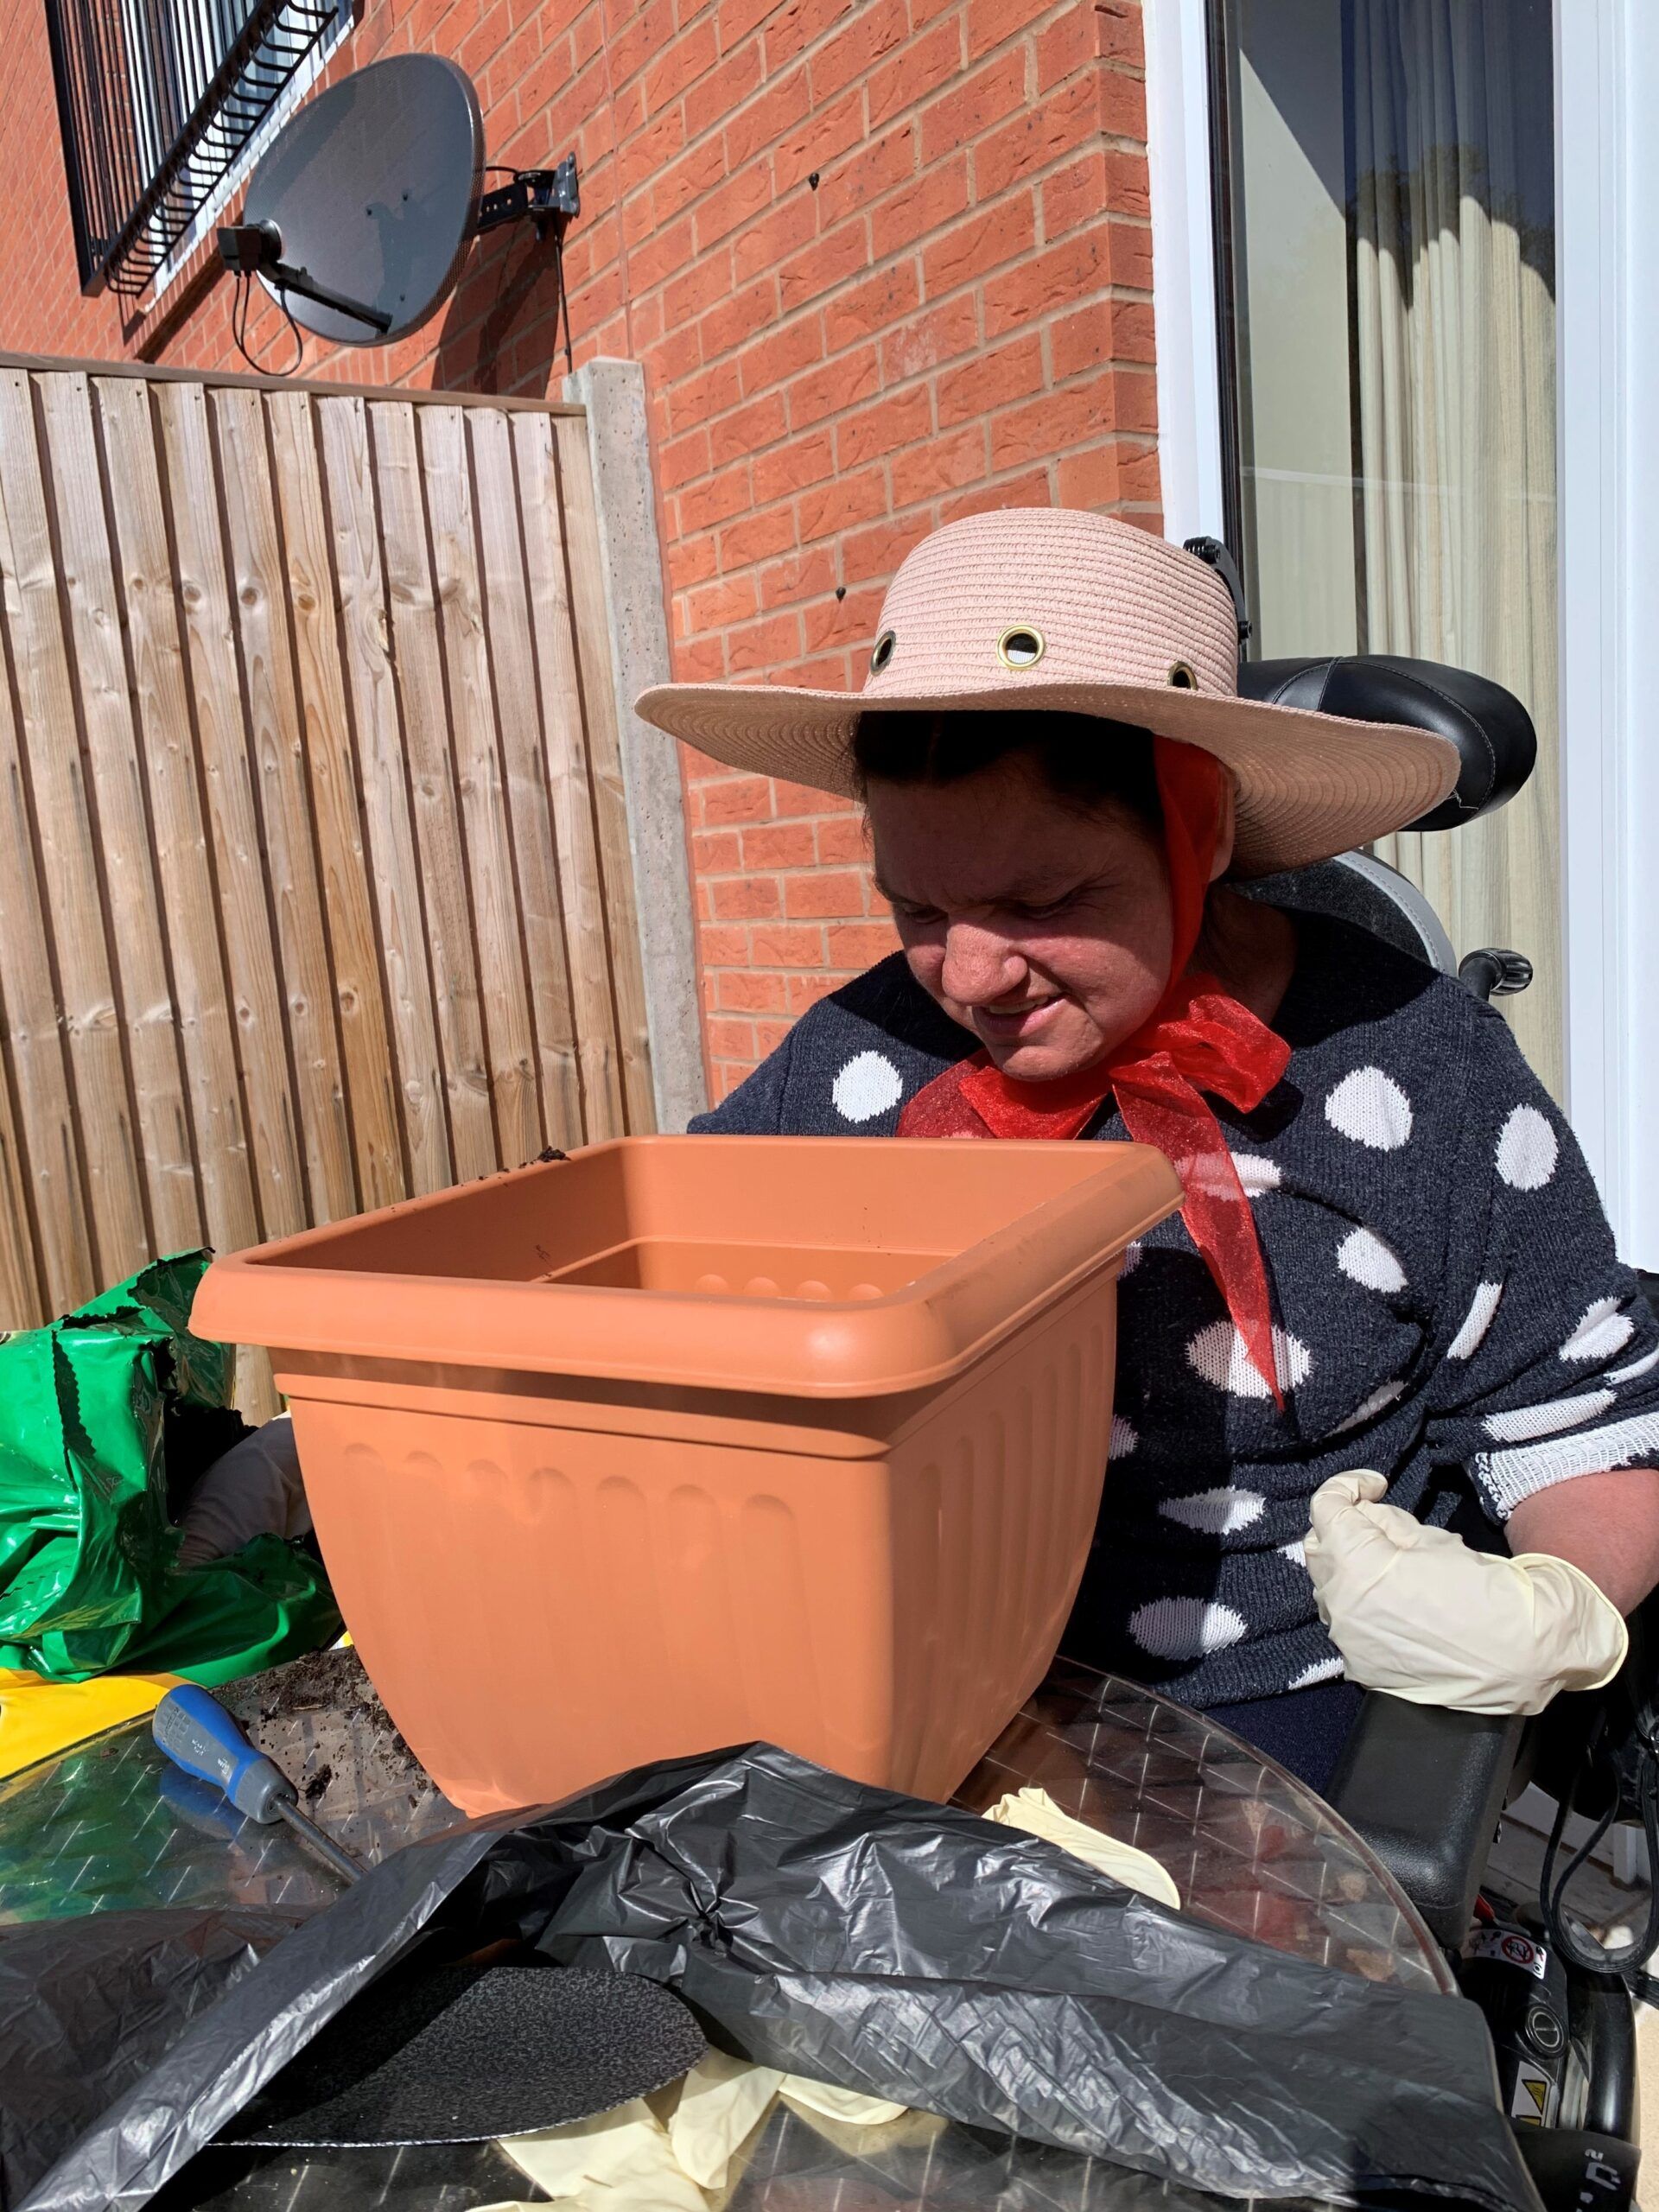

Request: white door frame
left=1142, top=0, right=1227, bottom=549
left=1146, top=0, right=1657, bottom=1262
left=1555, top=0, right=1659, bottom=1265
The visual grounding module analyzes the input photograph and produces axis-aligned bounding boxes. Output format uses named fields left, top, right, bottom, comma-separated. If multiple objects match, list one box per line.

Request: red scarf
left=897, top=741, right=1292, bottom=1402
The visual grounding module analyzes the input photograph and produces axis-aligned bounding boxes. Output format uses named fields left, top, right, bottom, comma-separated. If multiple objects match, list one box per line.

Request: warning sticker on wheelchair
left=1509, top=2067, right=1556, bottom=2127
left=1470, top=1929, right=1548, bottom=1978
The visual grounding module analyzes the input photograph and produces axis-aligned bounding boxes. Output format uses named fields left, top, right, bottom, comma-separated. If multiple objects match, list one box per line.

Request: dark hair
left=849, top=709, right=1162, bottom=831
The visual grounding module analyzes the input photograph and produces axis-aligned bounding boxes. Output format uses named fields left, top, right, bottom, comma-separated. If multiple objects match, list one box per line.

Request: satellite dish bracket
left=475, top=153, right=580, bottom=240
left=218, top=219, right=395, bottom=334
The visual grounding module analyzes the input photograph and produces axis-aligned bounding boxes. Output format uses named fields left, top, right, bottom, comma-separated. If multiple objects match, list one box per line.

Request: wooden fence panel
left=470, top=409, right=583, bottom=1151
left=553, top=416, right=656, bottom=1138
left=420, top=404, right=541, bottom=1170
left=37, top=372, right=201, bottom=1257
left=514, top=410, right=625, bottom=1141
left=266, top=391, right=404, bottom=1215
left=0, top=368, right=149, bottom=1288
left=316, top=392, right=449, bottom=1198
left=0, top=357, right=653, bottom=1408
left=94, top=374, right=260, bottom=1266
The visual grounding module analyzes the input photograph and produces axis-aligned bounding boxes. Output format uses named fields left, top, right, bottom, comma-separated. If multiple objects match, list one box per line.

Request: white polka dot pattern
left=1447, top=1281, right=1503, bottom=1360
left=831, top=1051, right=903, bottom=1124
left=1497, top=1104, right=1557, bottom=1190
left=1157, top=1485, right=1266, bottom=1535
left=1185, top=1320, right=1312, bottom=1398
left=1230, top=1152, right=1281, bottom=1197
left=1324, top=1066, right=1413, bottom=1150
left=1129, top=1596, right=1248, bottom=1661
left=1287, top=1655, right=1345, bottom=1689
left=1611, top=1346, right=1659, bottom=1384
left=1484, top=1389, right=1618, bottom=1443
left=1119, top=1240, right=1142, bottom=1278
left=1559, top=1298, right=1636, bottom=1366
left=1337, top=1226, right=1406, bottom=1294
left=1280, top=1539, right=1308, bottom=1569
left=1109, top=1414, right=1138, bottom=1459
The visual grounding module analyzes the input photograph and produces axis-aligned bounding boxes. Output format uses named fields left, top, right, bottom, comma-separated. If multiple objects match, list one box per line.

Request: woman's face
left=866, top=756, right=1177, bottom=1083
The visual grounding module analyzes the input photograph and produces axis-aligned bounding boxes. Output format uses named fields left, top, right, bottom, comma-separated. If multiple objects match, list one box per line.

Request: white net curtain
left=1350, top=0, right=1560, bottom=1096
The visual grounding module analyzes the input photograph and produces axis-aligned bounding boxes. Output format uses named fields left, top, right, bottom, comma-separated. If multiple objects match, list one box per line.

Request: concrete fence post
left=563, top=356, right=708, bottom=1131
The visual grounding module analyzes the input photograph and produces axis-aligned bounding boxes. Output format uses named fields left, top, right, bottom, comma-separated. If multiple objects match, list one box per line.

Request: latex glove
left=498, top=2098, right=704, bottom=2209
left=1304, top=1470, right=1628, bottom=1714
left=501, top=2054, right=907, bottom=2205
left=178, top=1414, right=309, bottom=1567
left=983, top=1785, right=1181, bottom=1909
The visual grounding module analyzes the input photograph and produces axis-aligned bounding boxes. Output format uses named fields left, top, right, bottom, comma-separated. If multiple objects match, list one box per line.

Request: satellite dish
left=219, top=54, right=579, bottom=351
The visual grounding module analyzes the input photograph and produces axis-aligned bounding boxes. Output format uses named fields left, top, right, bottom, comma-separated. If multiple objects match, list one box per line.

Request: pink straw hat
left=636, top=508, right=1460, bottom=875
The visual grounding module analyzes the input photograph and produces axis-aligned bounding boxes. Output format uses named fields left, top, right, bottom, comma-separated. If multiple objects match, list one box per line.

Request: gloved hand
left=1304, top=1470, right=1628, bottom=1714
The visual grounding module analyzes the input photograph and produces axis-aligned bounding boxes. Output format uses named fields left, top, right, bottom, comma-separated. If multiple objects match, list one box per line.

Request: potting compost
left=13, top=1742, right=1538, bottom=2212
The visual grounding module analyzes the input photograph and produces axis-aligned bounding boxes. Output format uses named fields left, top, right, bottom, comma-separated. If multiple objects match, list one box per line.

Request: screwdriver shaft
left=276, top=1796, right=363, bottom=1885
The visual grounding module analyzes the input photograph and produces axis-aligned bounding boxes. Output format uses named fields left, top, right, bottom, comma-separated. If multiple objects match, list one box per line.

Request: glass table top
left=1, top=1653, right=1452, bottom=2209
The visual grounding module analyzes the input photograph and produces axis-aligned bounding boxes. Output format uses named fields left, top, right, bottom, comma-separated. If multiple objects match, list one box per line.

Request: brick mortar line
left=670, top=430, right=1160, bottom=628
left=662, top=343, right=1157, bottom=488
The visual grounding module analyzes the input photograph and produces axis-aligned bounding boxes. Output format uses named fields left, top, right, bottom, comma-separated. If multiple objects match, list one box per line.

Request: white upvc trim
left=1141, top=0, right=1227, bottom=548
left=1555, top=0, right=1659, bottom=1263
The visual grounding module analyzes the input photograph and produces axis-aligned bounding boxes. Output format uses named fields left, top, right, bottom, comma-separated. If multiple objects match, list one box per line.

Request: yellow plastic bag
left=0, top=1667, right=180, bottom=1781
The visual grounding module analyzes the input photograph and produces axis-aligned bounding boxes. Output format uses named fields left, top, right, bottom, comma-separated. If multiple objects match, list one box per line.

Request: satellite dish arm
left=218, top=221, right=394, bottom=335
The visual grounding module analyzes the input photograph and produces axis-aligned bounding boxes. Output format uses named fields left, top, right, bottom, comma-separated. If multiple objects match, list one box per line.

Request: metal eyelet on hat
left=1167, top=660, right=1199, bottom=690
left=870, top=629, right=897, bottom=675
left=997, top=624, right=1046, bottom=671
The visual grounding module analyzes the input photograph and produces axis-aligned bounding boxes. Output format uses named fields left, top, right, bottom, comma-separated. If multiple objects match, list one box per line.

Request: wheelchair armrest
left=1326, top=1692, right=1526, bottom=1948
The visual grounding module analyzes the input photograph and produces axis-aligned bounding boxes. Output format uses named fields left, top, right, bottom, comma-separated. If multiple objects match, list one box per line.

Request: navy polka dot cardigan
left=692, top=916, right=1659, bottom=1707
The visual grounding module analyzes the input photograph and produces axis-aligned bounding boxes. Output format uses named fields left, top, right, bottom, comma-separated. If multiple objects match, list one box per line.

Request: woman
left=639, top=512, right=1659, bottom=1791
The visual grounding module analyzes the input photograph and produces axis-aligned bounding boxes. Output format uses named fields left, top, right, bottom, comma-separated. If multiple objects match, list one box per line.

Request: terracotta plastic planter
left=193, top=1136, right=1179, bottom=1815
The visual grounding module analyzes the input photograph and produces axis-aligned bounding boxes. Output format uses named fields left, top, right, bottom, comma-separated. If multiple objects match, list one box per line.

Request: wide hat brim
left=636, top=675, right=1460, bottom=878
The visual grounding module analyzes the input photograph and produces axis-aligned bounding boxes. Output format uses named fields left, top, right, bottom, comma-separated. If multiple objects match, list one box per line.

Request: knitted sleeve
left=1422, top=1005, right=1659, bottom=1519
left=688, top=1027, right=796, bottom=1135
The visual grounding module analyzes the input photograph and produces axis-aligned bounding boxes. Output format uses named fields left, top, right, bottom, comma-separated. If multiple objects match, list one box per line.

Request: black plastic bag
left=17, top=1745, right=1542, bottom=2212
left=1, top=1906, right=299, bottom=2209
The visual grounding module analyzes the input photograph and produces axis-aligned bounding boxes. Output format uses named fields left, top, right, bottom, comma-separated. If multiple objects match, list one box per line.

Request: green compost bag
left=0, top=1252, right=339, bottom=1683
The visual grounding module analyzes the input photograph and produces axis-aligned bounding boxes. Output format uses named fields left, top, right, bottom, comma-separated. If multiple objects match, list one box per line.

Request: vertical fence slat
left=212, top=385, right=356, bottom=1226
left=512, top=410, right=624, bottom=1141
left=0, top=626, right=79, bottom=1317
left=37, top=371, right=201, bottom=1256
left=552, top=415, right=657, bottom=1136
left=0, top=941, right=42, bottom=1325
left=93, top=374, right=259, bottom=1266
left=316, top=393, right=449, bottom=1197
left=370, top=399, right=496, bottom=1181
left=266, top=390, right=404, bottom=1213
left=421, top=405, right=542, bottom=1168
left=470, top=408, right=584, bottom=1151
left=0, top=368, right=149, bottom=1286
left=153, top=376, right=306, bottom=1245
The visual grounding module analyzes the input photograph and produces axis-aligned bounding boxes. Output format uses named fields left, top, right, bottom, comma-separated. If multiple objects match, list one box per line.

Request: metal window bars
left=45, top=0, right=345, bottom=297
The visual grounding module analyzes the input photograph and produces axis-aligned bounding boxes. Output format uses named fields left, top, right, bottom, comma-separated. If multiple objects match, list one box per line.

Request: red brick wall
left=0, top=0, right=1160, bottom=1103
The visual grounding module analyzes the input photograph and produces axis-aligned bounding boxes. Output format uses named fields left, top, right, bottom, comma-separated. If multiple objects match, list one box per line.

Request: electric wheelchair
left=1185, top=568, right=1659, bottom=2212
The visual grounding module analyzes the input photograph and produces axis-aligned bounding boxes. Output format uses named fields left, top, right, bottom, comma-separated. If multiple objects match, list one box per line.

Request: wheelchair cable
left=1539, top=1710, right=1659, bottom=2002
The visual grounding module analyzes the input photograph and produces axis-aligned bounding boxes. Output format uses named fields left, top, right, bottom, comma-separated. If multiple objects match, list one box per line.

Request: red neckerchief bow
left=896, top=740, right=1292, bottom=1403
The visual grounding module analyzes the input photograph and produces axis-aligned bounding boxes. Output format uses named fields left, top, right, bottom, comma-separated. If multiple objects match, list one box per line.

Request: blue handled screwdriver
left=151, top=1682, right=363, bottom=1885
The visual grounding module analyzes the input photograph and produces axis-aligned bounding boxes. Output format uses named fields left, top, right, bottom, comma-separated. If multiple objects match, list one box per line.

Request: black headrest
left=1236, top=654, right=1536, bottom=830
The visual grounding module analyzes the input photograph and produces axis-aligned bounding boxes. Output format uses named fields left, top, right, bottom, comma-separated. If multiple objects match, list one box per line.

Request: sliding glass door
left=1210, top=0, right=1561, bottom=1096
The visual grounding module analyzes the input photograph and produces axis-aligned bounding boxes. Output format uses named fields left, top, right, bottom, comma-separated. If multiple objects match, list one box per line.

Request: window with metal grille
left=46, top=0, right=350, bottom=297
